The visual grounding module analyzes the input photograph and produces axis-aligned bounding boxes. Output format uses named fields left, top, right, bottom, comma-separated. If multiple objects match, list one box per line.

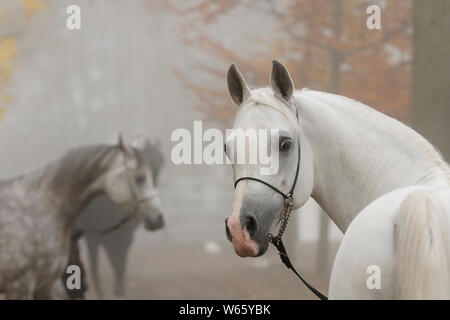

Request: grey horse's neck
left=28, top=145, right=120, bottom=224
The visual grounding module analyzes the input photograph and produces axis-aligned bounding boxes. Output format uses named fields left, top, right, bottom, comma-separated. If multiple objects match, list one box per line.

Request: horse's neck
left=28, top=146, right=117, bottom=224
left=297, top=90, right=450, bottom=231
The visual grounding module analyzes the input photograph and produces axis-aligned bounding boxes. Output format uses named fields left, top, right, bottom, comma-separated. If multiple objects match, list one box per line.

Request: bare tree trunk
left=411, top=0, right=450, bottom=161
left=316, top=0, right=343, bottom=275
left=329, top=0, right=343, bottom=95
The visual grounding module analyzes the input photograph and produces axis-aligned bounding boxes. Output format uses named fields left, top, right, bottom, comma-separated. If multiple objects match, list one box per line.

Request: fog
left=1, top=0, right=432, bottom=299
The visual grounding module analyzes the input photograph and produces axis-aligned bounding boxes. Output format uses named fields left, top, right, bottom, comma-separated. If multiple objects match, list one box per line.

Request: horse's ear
left=270, top=60, right=294, bottom=102
left=118, top=134, right=132, bottom=156
left=227, top=64, right=250, bottom=106
left=131, top=132, right=145, bottom=150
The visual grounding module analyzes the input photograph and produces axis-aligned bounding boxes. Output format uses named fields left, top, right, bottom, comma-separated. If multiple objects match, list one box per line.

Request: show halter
left=233, top=100, right=328, bottom=300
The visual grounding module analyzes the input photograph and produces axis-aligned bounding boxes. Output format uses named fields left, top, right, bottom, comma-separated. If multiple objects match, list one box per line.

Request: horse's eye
left=135, top=175, right=146, bottom=185
left=280, top=139, right=292, bottom=152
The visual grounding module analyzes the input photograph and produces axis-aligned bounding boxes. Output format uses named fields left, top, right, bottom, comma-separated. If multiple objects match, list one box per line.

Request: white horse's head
left=225, top=61, right=314, bottom=257
left=104, top=135, right=165, bottom=231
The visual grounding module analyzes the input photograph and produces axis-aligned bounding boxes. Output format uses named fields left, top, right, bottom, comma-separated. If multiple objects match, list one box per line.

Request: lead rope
left=269, top=234, right=328, bottom=300
left=267, top=189, right=327, bottom=299
left=267, top=191, right=327, bottom=300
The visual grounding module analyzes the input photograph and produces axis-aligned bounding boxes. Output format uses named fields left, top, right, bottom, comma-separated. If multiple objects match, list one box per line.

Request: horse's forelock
left=242, top=87, right=300, bottom=134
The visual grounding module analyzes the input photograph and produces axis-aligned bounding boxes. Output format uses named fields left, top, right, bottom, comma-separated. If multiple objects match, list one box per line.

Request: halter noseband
left=233, top=138, right=301, bottom=244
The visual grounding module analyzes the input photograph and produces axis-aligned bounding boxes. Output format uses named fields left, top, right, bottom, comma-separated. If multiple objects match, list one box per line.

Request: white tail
left=396, top=191, right=450, bottom=299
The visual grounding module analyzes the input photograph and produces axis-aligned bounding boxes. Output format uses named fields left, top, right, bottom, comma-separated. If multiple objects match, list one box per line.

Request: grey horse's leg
left=34, top=279, right=62, bottom=300
left=51, top=280, right=69, bottom=300
left=103, top=236, right=133, bottom=298
left=5, top=272, right=35, bottom=300
left=85, top=235, right=104, bottom=299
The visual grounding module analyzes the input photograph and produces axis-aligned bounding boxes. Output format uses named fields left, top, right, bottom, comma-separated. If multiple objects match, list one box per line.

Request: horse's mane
left=51, top=144, right=148, bottom=190
left=298, top=89, right=450, bottom=185
left=241, top=86, right=450, bottom=186
left=0, top=144, right=146, bottom=193
left=50, top=145, right=119, bottom=189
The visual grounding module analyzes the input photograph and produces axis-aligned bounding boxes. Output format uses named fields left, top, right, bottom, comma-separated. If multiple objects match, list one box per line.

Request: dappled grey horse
left=76, top=139, right=165, bottom=298
left=0, top=137, right=164, bottom=299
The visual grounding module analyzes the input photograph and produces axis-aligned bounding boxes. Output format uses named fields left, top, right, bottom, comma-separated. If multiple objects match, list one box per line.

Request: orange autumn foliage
left=168, top=0, right=412, bottom=126
left=21, top=0, right=47, bottom=18
left=0, top=0, right=47, bottom=121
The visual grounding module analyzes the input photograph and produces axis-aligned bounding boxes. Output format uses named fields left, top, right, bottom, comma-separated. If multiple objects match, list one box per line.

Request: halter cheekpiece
left=100, top=153, right=158, bottom=234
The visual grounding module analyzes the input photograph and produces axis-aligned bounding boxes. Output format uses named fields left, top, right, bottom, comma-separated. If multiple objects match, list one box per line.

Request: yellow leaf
left=0, top=38, right=16, bottom=117
left=0, top=37, right=17, bottom=69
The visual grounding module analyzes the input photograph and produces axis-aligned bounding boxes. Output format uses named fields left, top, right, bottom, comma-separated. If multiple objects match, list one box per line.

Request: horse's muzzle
left=144, top=214, right=165, bottom=231
left=225, top=214, right=260, bottom=257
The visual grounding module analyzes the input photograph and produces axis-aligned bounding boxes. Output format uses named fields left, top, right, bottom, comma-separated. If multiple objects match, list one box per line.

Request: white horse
left=225, top=60, right=450, bottom=299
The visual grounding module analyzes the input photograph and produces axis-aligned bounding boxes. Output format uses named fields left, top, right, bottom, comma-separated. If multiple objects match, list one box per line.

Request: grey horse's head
left=104, top=136, right=165, bottom=231
left=141, top=137, right=166, bottom=231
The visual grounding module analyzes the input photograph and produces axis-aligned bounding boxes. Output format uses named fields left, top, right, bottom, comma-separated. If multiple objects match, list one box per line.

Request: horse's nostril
left=243, top=214, right=258, bottom=238
left=225, top=218, right=232, bottom=242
